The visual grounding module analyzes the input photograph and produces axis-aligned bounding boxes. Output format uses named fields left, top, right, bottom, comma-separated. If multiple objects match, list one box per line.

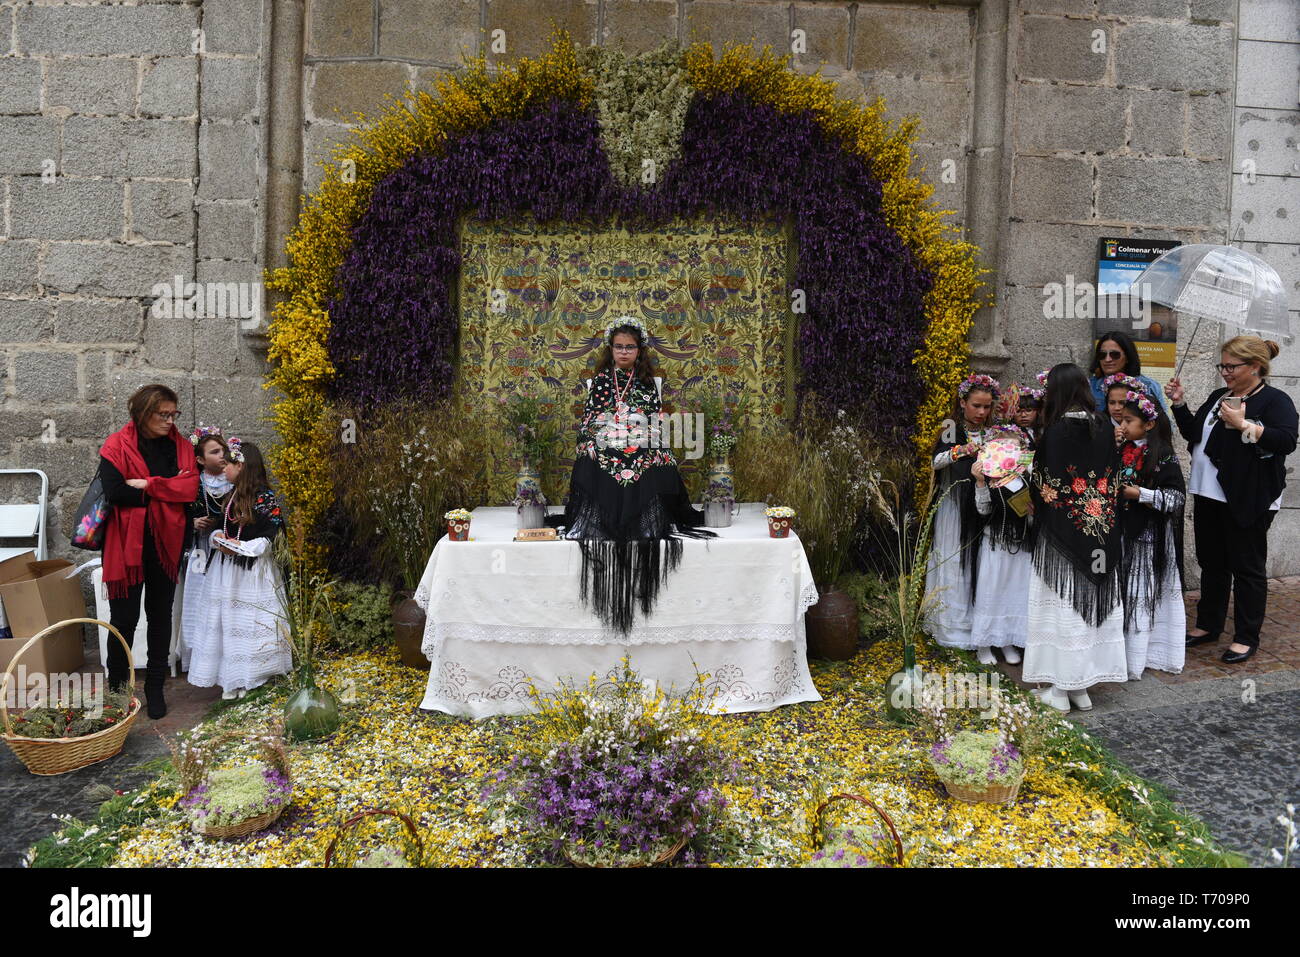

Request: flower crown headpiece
left=1124, top=390, right=1158, bottom=423
left=188, top=423, right=224, bottom=446
left=1102, top=373, right=1148, bottom=396
left=225, top=436, right=245, bottom=463
left=1020, top=386, right=1045, bottom=403
left=957, top=373, right=1000, bottom=401
left=605, top=315, right=649, bottom=346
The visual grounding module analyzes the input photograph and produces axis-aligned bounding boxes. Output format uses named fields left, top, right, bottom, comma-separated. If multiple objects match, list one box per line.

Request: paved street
left=1000, top=576, right=1300, bottom=866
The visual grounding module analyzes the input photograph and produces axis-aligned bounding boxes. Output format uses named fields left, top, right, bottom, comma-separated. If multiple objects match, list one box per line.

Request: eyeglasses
left=612, top=344, right=639, bottom=352
left=1216, top=362, right=1248, bottom=373
left=154, top=410, right=182, bottom=421
left=1099, top=350, right=1124, bottom=360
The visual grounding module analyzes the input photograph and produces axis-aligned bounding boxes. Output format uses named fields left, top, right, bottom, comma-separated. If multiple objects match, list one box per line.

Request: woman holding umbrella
left=1166, top=336, right=1297, bottom=663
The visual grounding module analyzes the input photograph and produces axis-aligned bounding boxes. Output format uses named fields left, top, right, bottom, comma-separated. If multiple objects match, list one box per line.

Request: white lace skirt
left=187, top=552, right=292, bottom=694
left=970, top=540, right=1030, bottom=649
left=177, top=541, right=211, bottom=672
left=924, top=496, right=976, bottom=648
left=1023, top=568, right=1127, bottom=691
left=1123, top=538, right=1185, bottom=679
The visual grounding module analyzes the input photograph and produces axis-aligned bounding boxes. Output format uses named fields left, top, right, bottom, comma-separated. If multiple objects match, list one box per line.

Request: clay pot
left=391, top=595, right=430, bottom=670
left=804, top=588, right=859, bottom=661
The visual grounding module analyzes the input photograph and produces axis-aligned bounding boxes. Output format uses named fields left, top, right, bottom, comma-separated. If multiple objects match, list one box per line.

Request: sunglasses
left=1099, top=350, right=1124, bottom=361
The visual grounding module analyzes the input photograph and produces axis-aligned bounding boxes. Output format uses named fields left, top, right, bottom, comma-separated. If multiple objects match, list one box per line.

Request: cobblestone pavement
left=999, top=576, right=1300, bottom=866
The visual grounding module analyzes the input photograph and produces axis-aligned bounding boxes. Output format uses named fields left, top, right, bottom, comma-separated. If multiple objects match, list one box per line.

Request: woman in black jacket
left=1165, top=336, right=1298, bottom=663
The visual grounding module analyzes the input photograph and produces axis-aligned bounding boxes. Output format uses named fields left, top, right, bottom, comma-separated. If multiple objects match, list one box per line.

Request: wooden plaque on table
left=514, top=528, right=559, bottom=541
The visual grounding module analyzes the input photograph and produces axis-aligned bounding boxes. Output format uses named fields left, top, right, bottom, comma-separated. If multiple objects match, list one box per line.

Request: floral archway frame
left=265, top=36, right=989, bottom=562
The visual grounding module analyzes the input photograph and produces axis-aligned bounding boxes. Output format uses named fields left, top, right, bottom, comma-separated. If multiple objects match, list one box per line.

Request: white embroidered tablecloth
left=414, top=503, right=822, bottom=718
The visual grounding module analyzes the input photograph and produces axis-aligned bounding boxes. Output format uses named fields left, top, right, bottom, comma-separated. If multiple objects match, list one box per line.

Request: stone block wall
left=0, top=0, right=273, bottom=555
left=3, top=0, right=1295, bottom=574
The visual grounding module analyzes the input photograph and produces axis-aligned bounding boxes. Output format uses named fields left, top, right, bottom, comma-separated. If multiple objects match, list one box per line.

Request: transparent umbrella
left=1135, top=244, right=1292, bottom=377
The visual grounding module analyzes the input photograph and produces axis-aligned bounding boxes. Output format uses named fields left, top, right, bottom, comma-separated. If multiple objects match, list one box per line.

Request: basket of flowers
left=0, top=618, right=141, bottom=776
left=929, top=730, right=1024, bottom=804
left=171, top=727, right=293, bottom=839
left=324, top=809, right=424, bottom=868
left=809, top=793, right=906, bottom=866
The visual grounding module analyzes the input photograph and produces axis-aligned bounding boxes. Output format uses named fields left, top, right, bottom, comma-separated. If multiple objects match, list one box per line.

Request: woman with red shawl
left=98, top=384, right=198, bottom=718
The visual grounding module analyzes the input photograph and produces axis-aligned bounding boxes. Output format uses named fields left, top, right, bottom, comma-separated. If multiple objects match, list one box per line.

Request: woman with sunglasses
left=1089, top=330, right=1166, bottom=415
left=1165, top=336, right=1297, bottom=663
left=98, top=384, right=199, bottom=718
left=552, top=317, right=715, bottom=635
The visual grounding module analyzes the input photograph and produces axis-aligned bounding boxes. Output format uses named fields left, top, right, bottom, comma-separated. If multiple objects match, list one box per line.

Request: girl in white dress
left=1023, top=364, right=1127, bottom=713
left=1115, top=391, right=1186, bottom=679
left=925, top=374, right=999, bottom=659
left=970, top=428, right=1034, bottom=665
left=179, top=426, right=232, bottom=672
left=187, top=440, right=291, bottom=698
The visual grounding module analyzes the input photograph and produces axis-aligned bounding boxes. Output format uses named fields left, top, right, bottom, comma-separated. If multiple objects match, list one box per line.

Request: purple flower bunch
left=495, top=733, right=732, bottom=862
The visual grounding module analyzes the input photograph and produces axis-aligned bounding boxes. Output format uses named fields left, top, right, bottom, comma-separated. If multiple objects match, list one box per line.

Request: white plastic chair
left=0, top=469, right=48, bottom=563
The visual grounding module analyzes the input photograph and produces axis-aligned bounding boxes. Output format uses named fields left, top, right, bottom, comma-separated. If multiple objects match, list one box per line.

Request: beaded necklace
left=222, top=494, right=244, bottom=542
left=611, top=367, right=636, bottom=422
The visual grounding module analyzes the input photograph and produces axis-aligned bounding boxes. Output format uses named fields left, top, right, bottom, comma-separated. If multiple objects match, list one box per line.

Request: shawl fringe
left=1032, top=524, right=1122, bottom=628
left=578, top=537, right=684, bottom=635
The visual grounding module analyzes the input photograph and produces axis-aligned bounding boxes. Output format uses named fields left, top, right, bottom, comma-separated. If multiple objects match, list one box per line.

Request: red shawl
left=99, top=421, right=198, bottom=599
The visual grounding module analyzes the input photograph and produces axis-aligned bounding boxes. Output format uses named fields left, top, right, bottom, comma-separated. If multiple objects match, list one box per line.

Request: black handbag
left=71, top=465, right=109, bottom=551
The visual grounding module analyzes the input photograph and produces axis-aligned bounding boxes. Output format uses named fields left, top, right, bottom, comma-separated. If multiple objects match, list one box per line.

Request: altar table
left=414, top=504, right=822, bottom=718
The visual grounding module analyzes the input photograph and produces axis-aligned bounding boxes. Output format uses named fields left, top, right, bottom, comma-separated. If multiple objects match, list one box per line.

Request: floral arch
left=265, top=35, right=988, bottom=563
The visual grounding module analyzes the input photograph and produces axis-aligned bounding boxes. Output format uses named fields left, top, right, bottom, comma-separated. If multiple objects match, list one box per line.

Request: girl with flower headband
left=177, top=424, right=232, bottom=673
left=549, top=316, right=716, bottom=634
left=969, top=419, right=1036, bottom=666
left=1014, top=386, right=1044, bottom=450
left=1101, top=373, right=1151, bottom=430
left=187, top=439, right=291, bottom=699
left=1114, top=389, right=1186, bottom=680
left=1023, top=363, right=1126, bottom=713
left=924, top=372, right=1001, bottom=662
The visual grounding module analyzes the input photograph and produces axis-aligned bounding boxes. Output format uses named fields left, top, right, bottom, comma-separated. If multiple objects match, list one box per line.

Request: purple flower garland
left=327, top=93, right=931, bottom=440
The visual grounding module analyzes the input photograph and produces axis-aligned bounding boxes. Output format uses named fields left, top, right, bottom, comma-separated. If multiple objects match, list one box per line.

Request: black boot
left=143, top=667, right=167, bottom=720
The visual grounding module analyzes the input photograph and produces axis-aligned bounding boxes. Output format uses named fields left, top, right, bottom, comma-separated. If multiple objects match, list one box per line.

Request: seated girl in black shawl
left=551, top=317, right=714, bottom=633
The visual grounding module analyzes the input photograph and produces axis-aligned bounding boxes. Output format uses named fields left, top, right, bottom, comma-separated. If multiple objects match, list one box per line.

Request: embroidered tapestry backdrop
left=458, top=214, right=796, bottom=500
left=265, top=36, right=989, bottom=567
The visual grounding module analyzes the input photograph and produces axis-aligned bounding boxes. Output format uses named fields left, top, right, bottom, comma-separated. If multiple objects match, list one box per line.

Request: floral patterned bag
left=71, top=465, right=109, bottom=551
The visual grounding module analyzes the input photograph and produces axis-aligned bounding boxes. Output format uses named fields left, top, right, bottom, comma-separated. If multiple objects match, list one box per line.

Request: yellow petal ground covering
left=103, top=639, right=1219, bottom=868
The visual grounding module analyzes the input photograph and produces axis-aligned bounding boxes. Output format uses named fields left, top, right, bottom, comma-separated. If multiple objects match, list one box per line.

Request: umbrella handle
left=1173, top=315, right=1203, bottom=381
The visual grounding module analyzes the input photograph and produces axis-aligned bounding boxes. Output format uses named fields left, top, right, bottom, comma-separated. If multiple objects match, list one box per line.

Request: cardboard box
left=0, top=551, right=87, bottom=687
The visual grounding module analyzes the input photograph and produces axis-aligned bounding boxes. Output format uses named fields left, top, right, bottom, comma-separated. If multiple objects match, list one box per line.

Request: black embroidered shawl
left=933, top=425, right=988, bottom=603
left=1118, top=443, right=1186, bottom=631
left=1030, top=412, right=1123, bottom=626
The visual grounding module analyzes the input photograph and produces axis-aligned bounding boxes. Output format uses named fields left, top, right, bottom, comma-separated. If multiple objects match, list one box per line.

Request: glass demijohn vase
left=884, top=641, right=923, bottom=725
left=283, top=665, right=341, bottom=742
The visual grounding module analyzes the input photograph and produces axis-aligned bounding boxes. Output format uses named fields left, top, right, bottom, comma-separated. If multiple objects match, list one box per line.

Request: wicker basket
left=324, top=809, right=424, bottom=867
left=812, top=793, right=906, bottom=866
left=0, top=618, right=140, bottom=776
left=565, top=834, right=687, bottom=868
left=183, top=727, right=293, bottom=840
left=939, top=771, right=1024, bottom=805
